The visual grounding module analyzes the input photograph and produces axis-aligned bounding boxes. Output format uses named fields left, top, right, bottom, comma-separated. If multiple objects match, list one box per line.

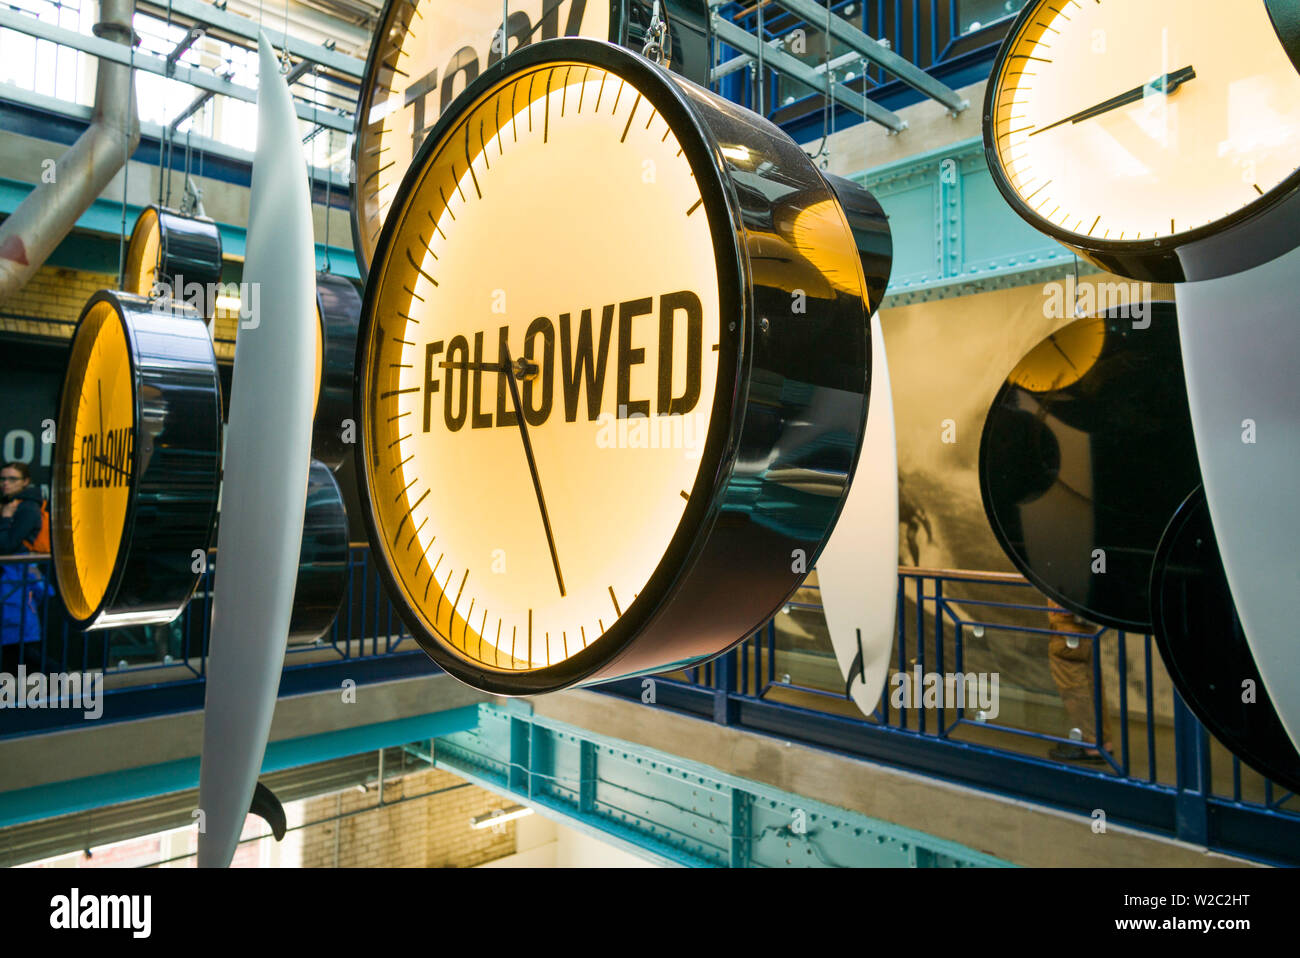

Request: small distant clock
left=123, top=206, right=224, bottom=320
left=312, top=273, right=362, bottom=470
left=355, top=38, right=887, bottom=694
left=985, top=0, right=1300, bottom=281
left=52, top=291, right=222, bottom=630
left=351, top=0, right=711, bottom=275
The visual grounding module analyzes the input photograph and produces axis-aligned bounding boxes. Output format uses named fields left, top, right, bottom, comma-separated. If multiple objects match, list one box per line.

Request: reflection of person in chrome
left=1045, top=599, right=1113, bottom=764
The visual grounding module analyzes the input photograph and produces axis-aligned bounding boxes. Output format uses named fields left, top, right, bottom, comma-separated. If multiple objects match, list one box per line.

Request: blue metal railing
left=3, top=548, right=1298, bottom=862
left=597, top=567, right=1300, bottom=864
left=0, top=546, right=437, bottom=734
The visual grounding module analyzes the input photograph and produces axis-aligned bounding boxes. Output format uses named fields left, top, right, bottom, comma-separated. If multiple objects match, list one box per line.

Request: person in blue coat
left=1, top=462, right=46, bottom=671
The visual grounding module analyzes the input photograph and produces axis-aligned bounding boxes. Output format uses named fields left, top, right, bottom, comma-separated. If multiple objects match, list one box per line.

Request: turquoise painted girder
left=855, top=137, right=1095, bottom=306
left=434, top=704, right=1011, bottom=868
left=0, top=705, right=480, bottom=829
left=0, top=178, right=359, bottom=280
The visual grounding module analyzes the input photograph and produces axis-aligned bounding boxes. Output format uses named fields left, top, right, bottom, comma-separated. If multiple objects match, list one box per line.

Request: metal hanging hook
left=642, top=0, right=671, bottom=68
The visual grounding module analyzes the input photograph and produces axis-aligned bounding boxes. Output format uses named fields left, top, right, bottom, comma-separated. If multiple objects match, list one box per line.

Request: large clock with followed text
left=985, top=0, right=1300, bottom=281
left=52, top=291, right=222, bottom=630
left=355, top=38, right=888, bottom=694
left=351, top=0, right=710, bottom=275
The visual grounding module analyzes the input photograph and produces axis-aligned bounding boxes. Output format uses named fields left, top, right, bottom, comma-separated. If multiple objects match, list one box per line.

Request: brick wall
left=299, top=768, right=517, bottom=868
left=1, top=265, right=117, bottom=338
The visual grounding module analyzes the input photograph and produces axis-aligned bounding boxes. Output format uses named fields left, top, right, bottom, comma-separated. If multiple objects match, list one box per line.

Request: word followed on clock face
left=416, top=289, right=705, bottom=435
left=78, top=426, right=134, bottom=488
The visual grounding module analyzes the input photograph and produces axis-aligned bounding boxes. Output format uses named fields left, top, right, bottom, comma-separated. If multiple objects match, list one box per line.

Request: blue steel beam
left=433, top=704, right=1010, bottom=868
left=854, top=136, right=1088, bottom=305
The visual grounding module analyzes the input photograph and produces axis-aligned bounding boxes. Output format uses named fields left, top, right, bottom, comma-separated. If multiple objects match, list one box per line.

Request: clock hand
left=497, top=344, right=566, bottom=598
left=439, top=357, right=539, bottom=380
left=1049, top=336, right=1078, bottom=371
left=98, top=379, right=105, bottom=442
left=93, top=455, right=132, bottom=481
left=1029, top=65, right=1196, bottom=137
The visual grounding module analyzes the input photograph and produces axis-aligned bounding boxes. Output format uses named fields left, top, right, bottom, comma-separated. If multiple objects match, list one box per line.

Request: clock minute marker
left=422, top=553, right=443, bottom=602
left=434, top=565, right=454, bottom=623
left=463, top=133, right=483, bottom=198
left=407, top=515, right=428, bottom=551
left=543, top=68, right=553, bottom=142
left=620, top=92, right=641, bottom=142
left=608, top=586, right=621, bottom=616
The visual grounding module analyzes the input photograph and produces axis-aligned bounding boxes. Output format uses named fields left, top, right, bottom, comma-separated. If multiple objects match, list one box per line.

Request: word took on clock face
left=416, top=289, right=708, bottom=433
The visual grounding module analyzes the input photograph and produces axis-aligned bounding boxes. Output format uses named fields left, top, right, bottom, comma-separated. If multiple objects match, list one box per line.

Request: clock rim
left=353, top=37, right=749, bottom=694
left=982, top=0, right=1300, bottom=283
left=52, top=289, right=223, bottom=631
left=52, top=290, right=145, bottom=628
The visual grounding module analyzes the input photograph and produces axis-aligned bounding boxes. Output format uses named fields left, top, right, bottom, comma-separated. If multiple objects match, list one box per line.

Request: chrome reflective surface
left=1151, top=486, right=1300, bottom=794
left=287, top=459, right=349, bottom=644
left=821, top=171, right=892, bottom=315
left=138, top=206, right=224, bottom=318
left=979, top=303, right=1201, bottom=631
left=77, top=291, right=222, bottom=630
left=313, top=273, right=362, bottom=471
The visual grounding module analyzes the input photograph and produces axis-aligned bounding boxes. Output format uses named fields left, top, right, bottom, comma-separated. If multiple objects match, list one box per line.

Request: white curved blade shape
left=820, top=314, right=898, bottom=718
left=1175, top=244, right=1300, bottom=753
left=197, top=34, right=317, bottom=867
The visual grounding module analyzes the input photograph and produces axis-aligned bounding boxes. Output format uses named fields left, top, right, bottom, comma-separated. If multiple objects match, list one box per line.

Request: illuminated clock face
left=55, top=301, right=136, bottom=620
left=360, top=54, right=723, bottom=680
left=123, top=206, right=161, bottom=296
left=989, top=0, right=1300, bottom=247
left=353, top=0, right=609, bottom=272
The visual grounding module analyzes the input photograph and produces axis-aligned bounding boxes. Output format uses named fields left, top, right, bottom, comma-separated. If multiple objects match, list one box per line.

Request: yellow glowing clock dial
left=314, top=303, right=324, bottom=416
left=990, top=0, right=1300, bottom=242
left=361, top=59, right=721, bottom=674
left=123, top=206, right=161, bottom=296
left=1008, top=317, right=1106, bottom=393
left=354, top=0, right=610, bottom=272
left=55, top=301, right=136, bottom=620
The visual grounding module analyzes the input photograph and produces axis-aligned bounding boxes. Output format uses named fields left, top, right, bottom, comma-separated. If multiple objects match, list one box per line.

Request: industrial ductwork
left=0, top=0, right=140, bottom=305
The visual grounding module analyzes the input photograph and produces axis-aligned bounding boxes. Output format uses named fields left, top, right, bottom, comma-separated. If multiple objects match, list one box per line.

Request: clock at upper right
left=984, top=0, right=1300, bottom=282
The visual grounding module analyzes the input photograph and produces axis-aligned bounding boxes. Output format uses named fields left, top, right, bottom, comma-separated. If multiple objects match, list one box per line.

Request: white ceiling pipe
left=0, top=0, right=140, bottom=304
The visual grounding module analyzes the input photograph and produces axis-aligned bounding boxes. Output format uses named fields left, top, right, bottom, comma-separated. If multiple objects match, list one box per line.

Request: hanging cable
left=158, top=0, right=174, bottom=207
left=755, top=0, right=764, bottom=116
left=801, top=0, right=834, bottom=162
left=116, top=34, right=136, bottom=290
left=316, top=65, right=332, bottom=273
